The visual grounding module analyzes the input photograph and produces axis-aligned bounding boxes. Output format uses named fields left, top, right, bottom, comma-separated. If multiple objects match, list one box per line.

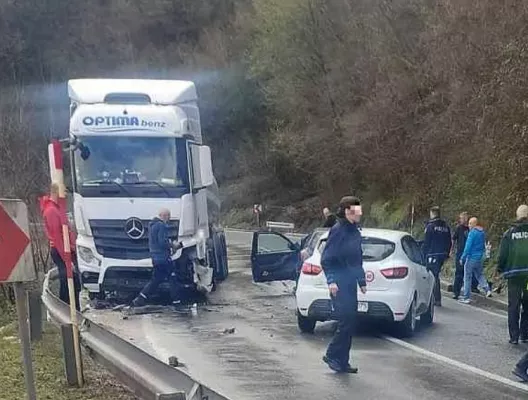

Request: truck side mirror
left=190, top=144, right=214, bottom=190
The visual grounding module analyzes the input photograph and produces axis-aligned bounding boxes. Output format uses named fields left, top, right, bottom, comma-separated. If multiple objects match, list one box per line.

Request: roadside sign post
left=0, top=199, right=37, bottom=400
left=48, top=140, right=84, bottom=387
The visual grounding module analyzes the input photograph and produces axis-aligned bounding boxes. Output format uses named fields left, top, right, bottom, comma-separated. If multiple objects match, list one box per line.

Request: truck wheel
left=213, top=233, right=228, bottom=281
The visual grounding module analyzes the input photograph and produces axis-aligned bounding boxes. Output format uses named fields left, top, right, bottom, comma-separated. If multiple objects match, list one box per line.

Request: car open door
left=251, top=231, right=300, bottom=283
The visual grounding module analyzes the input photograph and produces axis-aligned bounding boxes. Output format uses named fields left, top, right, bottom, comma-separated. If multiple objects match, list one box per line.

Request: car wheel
left=420, top=292, right=435, bottom=326
left=297, top=311, right=316, bottom=334
left=396, top=296, right=417, bottom=338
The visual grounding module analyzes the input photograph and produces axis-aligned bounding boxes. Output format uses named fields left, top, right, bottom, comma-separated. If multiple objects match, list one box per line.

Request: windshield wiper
left=83, top=180, right=133, bottom=197
left=132, top=181, right=171, bottom=197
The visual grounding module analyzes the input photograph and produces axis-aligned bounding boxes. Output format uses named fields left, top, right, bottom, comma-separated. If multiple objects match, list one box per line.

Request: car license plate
left=357, top=302, right=368, bottom=313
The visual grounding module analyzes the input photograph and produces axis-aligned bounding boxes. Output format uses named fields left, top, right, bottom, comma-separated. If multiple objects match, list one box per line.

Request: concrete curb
left=440, top=279, right=507, bottom=313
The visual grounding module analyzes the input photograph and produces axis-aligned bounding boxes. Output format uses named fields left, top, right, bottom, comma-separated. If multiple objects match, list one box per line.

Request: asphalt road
left=87, top=229, right=528, bottom=400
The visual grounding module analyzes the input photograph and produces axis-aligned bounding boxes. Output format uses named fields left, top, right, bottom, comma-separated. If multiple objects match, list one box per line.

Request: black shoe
left=453, top=295, right=459, bottom=300
left=343, top=364, right=359, bottom=374
left=472, top=287, right=480, bottom=294
left=512, top=366, right=528, bottom=382
left=435, top=302, right=442, bottom=307
left=323, top=355, right=343, bottom=373
left=509, top=338, right=519, bottom=345
left=521, top=336, right=528, bottom=343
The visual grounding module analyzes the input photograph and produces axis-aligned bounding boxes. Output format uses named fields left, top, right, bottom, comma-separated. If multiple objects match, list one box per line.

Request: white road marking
left=384, top=335, right=528, bottom=393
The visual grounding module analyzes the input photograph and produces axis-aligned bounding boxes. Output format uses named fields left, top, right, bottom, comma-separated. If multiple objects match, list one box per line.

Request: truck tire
left=212, top=232, right=228, bottom=281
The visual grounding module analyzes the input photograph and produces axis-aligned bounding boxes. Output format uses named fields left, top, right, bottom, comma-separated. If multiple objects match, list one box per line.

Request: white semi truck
left=66, top=79, right=228, bottom=301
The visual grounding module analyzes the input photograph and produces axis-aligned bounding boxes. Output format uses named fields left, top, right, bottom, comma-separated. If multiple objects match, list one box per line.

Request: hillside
left=0, top=0, right=527, bottom=240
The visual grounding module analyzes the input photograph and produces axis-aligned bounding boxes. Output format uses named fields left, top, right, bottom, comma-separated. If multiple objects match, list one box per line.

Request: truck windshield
left=73, top=136, right=189, bottom=198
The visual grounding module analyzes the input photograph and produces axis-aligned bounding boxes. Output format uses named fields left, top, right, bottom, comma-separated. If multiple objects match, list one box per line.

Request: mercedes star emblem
left=124, top=217, right=145, bottom=240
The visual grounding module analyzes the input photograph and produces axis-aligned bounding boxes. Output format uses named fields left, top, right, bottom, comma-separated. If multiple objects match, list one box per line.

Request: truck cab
left=67, top=79, right=228, bottom=301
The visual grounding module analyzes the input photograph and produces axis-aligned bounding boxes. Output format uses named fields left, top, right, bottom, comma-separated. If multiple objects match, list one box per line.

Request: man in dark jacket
left=423, top=206, right=452, bottom=306
left=498, top=205, right=528, bottom=347
left=131, top=208, right=181, bottom=307
left=322, top=207, right=337, bottom=228
left=321, top=196, right=366, bottom=374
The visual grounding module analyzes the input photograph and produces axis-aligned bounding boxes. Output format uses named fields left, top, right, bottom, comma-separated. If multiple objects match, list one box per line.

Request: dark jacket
left=497, top=218, right=528, bottom=279
left=320, top=219, right=366, bottom=287
left=423, top=218, right=452, bottom=258
left=323, top=214, right=337, bottom=228
left=452, top=224, right=469, bottom=257
left=149, top=217, right=171, bottom=263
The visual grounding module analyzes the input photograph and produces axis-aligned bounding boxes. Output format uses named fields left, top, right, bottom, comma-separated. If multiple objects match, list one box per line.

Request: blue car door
left=251, top=231, right=300, bottom=283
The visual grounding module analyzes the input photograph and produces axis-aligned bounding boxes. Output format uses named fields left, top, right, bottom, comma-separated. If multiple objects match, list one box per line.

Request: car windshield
left=317, top=237, right=395, bottom=261
left=73, top=136, right=190, bottom=198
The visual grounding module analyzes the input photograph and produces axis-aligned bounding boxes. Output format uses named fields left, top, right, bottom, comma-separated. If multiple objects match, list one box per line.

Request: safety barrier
left=42, top=269, right=231, bottom=400
left=265, top=221, right=295, bottom=232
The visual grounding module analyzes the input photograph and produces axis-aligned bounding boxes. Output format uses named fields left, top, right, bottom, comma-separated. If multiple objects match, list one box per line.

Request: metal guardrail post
left=60, top=324, right=83, bottom=386
left=28, top=291, right=43, bottom=342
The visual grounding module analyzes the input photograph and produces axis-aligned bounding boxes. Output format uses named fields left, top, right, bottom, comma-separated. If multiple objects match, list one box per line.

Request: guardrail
left=42, top=269, right=231, bottom=400
left=265, top=221, right=295, bottom=232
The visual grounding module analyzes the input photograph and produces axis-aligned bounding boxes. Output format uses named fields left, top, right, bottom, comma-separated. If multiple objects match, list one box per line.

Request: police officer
left=321, top=196, right=366, bottom=373
left=131, top=208, right=181, bottom=307
left=423, top=206, right=452, bottom=307
left=497, top=205, right=528, bottom=346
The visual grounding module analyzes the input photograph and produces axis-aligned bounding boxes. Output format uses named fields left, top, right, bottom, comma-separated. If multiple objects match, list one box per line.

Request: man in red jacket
left=41, top=183, right=81, bottom=310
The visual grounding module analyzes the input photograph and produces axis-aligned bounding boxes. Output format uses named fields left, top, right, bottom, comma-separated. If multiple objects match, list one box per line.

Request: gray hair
left=517, top=205, right=528, bottom=220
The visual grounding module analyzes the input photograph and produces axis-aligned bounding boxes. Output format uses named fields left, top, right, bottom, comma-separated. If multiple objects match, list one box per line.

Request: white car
left=250, top=228, right=435, bottom=337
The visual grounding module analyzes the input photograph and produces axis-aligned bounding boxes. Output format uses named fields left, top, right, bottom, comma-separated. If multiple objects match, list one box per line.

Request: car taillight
left=380, top=267, right=408, bottom=279
left=301, top=262, right=322, bottom=275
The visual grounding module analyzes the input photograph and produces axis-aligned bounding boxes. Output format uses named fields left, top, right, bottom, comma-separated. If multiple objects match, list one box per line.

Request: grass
left=0, top=322, right=137, bottom=400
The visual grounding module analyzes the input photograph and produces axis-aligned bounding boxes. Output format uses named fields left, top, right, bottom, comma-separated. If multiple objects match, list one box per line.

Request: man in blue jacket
left=321, top=196, right=366, bottom=373
left=458, top=217, right=491, bottom=303
left=423, top=206, right=452, bottom=306
left=131, top=208, right=181, bottom=307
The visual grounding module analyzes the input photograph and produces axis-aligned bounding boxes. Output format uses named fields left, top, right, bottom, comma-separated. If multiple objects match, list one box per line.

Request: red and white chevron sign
left=0, top=199, right=35, bottom=283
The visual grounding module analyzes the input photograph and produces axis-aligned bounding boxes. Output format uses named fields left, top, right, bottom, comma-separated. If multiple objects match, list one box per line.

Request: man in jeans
left=452, top=212, right=479, bottom=299
left=498, top=205, right=528, bottom=346
left=458, top=217, right=492, bottom=304
left=423, top=206, right=452, bottom=306
left=131, top=208, right=181, bottom=307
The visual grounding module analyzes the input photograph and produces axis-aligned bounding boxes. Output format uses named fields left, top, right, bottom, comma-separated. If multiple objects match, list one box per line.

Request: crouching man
left=131, top=208, right=181, bottom=307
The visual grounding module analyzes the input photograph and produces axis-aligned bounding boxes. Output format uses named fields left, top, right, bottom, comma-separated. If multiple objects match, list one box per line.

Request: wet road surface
left=87, top=230, right=528, bottom=399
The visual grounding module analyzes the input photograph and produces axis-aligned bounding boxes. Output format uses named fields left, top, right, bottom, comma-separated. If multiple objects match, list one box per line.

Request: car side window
left=409, top=237, right=425, bottom=266
left=257, top=233, right=293, bottom=254
left=401, top=236, right=424, bottom=265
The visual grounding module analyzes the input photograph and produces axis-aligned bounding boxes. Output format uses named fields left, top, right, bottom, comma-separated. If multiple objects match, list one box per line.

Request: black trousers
left=139, top=260, right=174, bottom=299
left=427, top=255, right=446, bottom=305
left=326, top=274, right=357, bottom=367
left=50, top=247, right=81, bottom=311
left=508, top=277, right=528, bottom=341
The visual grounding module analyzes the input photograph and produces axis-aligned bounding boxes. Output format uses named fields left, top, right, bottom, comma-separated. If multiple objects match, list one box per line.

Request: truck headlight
left=77, top=245, right=98, bottom=266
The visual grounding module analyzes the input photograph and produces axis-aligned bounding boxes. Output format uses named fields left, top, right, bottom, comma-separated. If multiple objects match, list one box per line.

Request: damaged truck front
left=67, top=79, right=228, bottom=302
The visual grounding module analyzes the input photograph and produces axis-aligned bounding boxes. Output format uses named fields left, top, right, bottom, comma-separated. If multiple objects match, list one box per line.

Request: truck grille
left=89, top=219, right=179, bottom=260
